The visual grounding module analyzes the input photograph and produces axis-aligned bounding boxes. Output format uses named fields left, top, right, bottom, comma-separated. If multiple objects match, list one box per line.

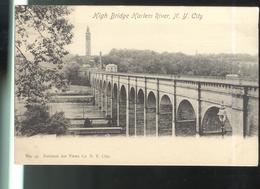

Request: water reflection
left=48, top=103, right=105, bottom=119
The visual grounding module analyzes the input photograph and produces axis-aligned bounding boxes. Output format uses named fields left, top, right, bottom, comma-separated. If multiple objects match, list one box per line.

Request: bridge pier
left=103, top=89, right=107, bottom=113
left=172, top=101, right=175, bottom=136
left=134, top=102, right=137, bottom=136
left=104, top=75, right=108, bottom=115
left=197, top=82, right=202, bottom=136
left=136, top=89, right=144, bottom=136
left=112, top=83, right=118, bottom=127
left=109, top=76, right=113, bottom=118
left=156, top=79, right=159, bottom=137
left=106, top=95, right=112, bottom=118
left=129, top=87, right=136, bottom=136
left=134, top=79, right=138, bottom=136
left=117, top=79, right=120, bottom=127
left=126, top=92, right=129, bottom=137
left=126, top=77, right=130, bottom=137
left=116, top=97, right=120, bottom=127
left=231, top=86, right=245, bottom=136
left=104, top=93, right=108, bottom=114
left=101, top=75, right=104, bottom=111
left=173, top=80, right=177, bottom=136
left=119, top=85, right=127, bottom=135
left=100, top=90, right=103, bottom=110
left=147, top=92, right=156, bottom=136
left=96, top=89, right=101, bottom=108
left=159, top=95, right=173, bottom=136
left=144, top=78, right=147, bottom=136
left=92, top=87, right=96, bottom=105
left=100, top=89, right=103, bottom=109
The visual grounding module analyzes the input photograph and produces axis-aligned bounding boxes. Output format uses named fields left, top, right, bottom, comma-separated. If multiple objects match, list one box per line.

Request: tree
left=19, top=104, right=70, bottom=136
left=15, top=6, right=74, bottom=104
left=101, top=48, right=258, bottom=80
left=63, top=62, right=80, bottom=83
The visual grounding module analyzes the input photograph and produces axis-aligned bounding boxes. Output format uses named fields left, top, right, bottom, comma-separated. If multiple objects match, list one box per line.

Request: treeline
left=102, top=49, right=258, bottom=79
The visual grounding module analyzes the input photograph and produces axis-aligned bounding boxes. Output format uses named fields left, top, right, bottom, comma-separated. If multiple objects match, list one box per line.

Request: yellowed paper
left=15, top=6, right=259, bottom=166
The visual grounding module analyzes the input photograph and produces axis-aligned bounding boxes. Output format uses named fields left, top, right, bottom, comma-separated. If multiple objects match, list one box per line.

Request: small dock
left=67, top=127, right=123, bottom=136
left=69, top=117, right=114, bottom=127
left=67, top=117, right=123, bottom=136
left=50, top=95, right=94, bottom=103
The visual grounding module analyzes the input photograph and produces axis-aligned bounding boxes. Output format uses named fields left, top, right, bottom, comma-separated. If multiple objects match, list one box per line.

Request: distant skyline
left=65, top=6, right=258, bottom=56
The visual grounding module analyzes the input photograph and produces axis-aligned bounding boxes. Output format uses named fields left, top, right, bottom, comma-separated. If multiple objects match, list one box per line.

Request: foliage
left=19, top=104, right=70, bottom=136
left=15, top=113, right=22, bottom=136
left=62, top=54, right=97, bottom=86
left=102, top=49, right=258, bottom=80
left=15, top=6, right=74, bottom=104
left=62, top=54, right=99, bottom=67
left=63, top=62, right=80, bottom=83
left=46, top=112, right=70, bottom=135
left=62, top=61, right=91, bottom=86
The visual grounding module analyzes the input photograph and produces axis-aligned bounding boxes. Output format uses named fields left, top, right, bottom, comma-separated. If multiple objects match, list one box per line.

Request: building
left=106, top=64, right=118, bottom=72
left=85, top=26, right=91, bottom=58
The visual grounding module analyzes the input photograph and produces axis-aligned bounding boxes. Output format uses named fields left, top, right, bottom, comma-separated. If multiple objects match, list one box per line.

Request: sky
left=65, top=6, right=258, bottom=56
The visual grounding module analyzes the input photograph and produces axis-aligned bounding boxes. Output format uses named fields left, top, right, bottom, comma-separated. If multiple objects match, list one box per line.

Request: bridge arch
left=112, top=83, right=118, bottom=126
left=146, top=91, right=156, bottom=136
left=159, top=95, right=173, bottom=136
left=119, top=85, right=127, bottom=134
left=136, top=89, right=144, bottom=136
left=176, top=100, right=196, bottom=136
left=129, top=87, right=136, bottom=136
left=202, top=106, right=232, bottom=135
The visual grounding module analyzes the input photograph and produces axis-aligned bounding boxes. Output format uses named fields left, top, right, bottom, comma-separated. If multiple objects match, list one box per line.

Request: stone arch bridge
left=86, top=72, right=258, bottom=137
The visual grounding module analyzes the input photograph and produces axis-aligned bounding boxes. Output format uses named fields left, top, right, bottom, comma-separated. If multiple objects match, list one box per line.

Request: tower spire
left=85, top=25, right=91, bottom=58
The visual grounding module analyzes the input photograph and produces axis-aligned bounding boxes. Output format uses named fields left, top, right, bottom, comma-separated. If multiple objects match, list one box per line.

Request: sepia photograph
left=14, top=6, right=259, bottom=165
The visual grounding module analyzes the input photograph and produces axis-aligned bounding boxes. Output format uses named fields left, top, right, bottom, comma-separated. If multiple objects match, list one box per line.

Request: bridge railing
left=93, top=71, right=259, bottom=88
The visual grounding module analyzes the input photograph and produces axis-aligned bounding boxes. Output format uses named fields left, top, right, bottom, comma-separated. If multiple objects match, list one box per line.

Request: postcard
left=15, top=6, right=259, bottom=165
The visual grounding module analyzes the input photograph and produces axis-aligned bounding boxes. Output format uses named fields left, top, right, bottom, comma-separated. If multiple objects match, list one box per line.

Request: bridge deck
left=96, top=72, right=258, bottom=87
